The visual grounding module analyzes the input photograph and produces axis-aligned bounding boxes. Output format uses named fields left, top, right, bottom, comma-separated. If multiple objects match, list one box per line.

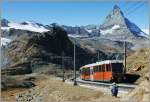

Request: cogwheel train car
left=79, top=60, right=125, bottom=82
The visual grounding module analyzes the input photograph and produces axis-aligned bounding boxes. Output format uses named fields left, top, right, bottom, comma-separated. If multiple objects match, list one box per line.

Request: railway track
left=74, top=78, right=137, bottom=94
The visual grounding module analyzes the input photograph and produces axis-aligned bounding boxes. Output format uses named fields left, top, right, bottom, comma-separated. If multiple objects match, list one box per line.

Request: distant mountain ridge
left=1, top=5, right=148, bottom=46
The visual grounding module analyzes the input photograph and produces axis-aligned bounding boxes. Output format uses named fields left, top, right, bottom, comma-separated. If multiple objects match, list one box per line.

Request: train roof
left=80, top=60, right=123, bottom=68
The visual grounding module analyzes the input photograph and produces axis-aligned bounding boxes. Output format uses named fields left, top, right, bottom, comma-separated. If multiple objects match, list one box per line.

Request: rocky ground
left=123, top=48, right=149, bottom=102
left=1, top=74, right=120, bottom=102
left=126, top=48, right=149, bottom=84
left=1, top=72, right=149, bottom=102
left=127, top=73, right=149, bottom=102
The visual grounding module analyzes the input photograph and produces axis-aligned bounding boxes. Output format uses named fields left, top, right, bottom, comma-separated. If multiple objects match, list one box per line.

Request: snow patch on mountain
left=1, top=21, right=49, bottom=33
left=68, top=34, right=89, bottom=38
left=100, top=24, right=120, bottom=35
left=100, top=29, right=113, bottom=35
left=138, top=32, right=149, bottom=37
left=86, top=29, right=92, bottom=33
left=112, top=25, right=120, bottom=30
left=142, top=29, right=149, bottom=35
left=1, top=37, right=11, bottom=46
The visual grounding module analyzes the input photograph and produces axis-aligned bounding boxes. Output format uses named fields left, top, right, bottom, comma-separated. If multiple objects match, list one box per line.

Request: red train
left=79, top=60, right=125, bottom=82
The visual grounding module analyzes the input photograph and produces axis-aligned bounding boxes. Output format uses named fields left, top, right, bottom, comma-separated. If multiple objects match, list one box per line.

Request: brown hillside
left=126, top=48, right=149, bottom=83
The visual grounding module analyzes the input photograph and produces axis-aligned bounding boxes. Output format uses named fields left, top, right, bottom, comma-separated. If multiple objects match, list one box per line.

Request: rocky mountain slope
left=126, top=48, right=149, bottom=84
left=127, top=73, right=149, bottom=102
left=74, top=5, right=148, bottom=53
left=1, top=26, right=96, bottom=75
left=62, top=24, right=100, bottom=38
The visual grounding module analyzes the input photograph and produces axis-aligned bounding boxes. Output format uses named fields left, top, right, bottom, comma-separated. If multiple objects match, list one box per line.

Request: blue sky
left=2, top=1, right=149, bottom=29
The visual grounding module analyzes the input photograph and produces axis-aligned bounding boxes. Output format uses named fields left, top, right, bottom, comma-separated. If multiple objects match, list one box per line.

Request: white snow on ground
left=86, top=29, right=92, bottom=33
left=1, top=37, right=11, bottom=46
left=135, top=29, right=149, bottom=37
left=138, top=32, right=149, bottom=38
left=112, top=25, right=120, bottom=30
left=100, top=25, right=120, bottom=35
left=142, top=29, right=149, bottom=35
left=100, top=29, right=113, bottom=35
left=100, top=25, right=149, bottom=38
left=68, top=34, right=89, bottom=38
left=1, top=21, right=49, bottom=33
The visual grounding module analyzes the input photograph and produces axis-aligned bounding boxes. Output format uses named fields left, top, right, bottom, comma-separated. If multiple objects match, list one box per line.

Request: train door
left=81, top=68, right=85, bottom=80
left=90, top=67, right=94, bottom=81
left=99, top=65, right=103, bottom=81
left=93, top=65, right=100, bottom=81
left=101, top=64, right=105, bottom=81
left=85, top=67, right=90, bottom=80
left=104, top=63, right=112, bottom=81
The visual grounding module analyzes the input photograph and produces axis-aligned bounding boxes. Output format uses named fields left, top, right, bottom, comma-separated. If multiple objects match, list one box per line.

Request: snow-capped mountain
left=1, top=19, right=49, bottom=33
left=61, top=25, right=90, bottom=37
left=1, top=5, right=148, bottom=41
left=60, top=5, right=148, bottom=39
left=84, top=25, right=100, bottom=37
left=100, top=5, right=148, bottom=39
left=1, top=19, right=50, bottom=46
left=61, top=25, right=100, bottom=37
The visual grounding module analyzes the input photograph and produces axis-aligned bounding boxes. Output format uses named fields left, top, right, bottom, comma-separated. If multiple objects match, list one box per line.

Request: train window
left=103, top=64, right=105, bottom=72
left=93, top=66, right=99, bottom=72
left=96, top=66, right=99, bottom=72
left=112, top=63, right=123, bottom=73
left=106, top=64, right=111, bottom=72
left=80, top=69, right=84, bottom=74
left=93, top=66, right=96, bottom=72
left=85, top=68, right=88, bottom=74
left=88, top=68, right=90, bottom=74
left=101, top=64, right=105, bottom=72
left=84, top=68, right=87, bottom=74
left=85, top=68, right=90, bottom=75
left=82, top=68, right=85, bottom=74
left=83, top=68, right=88, bottom=74
left=99, top=65, right=102, bottom=72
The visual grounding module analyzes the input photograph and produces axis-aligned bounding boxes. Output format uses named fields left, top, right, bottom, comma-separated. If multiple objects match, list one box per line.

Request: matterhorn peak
left=100, top=5, right=125, bottom=29
left=100, top=5, right=148, bottom=39
left=112, top=5, right=124, bottom=17
left=113, top=5, right=121, bottom=10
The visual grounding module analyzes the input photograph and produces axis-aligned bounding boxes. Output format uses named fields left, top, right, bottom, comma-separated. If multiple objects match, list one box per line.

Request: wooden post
left=97, top=50, right=100, bottom=61
left=62, top=51, right=65, bottom=82
left=73, top=40, right=77, bottom=85
left=124, top=41, right=126, bottom=73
